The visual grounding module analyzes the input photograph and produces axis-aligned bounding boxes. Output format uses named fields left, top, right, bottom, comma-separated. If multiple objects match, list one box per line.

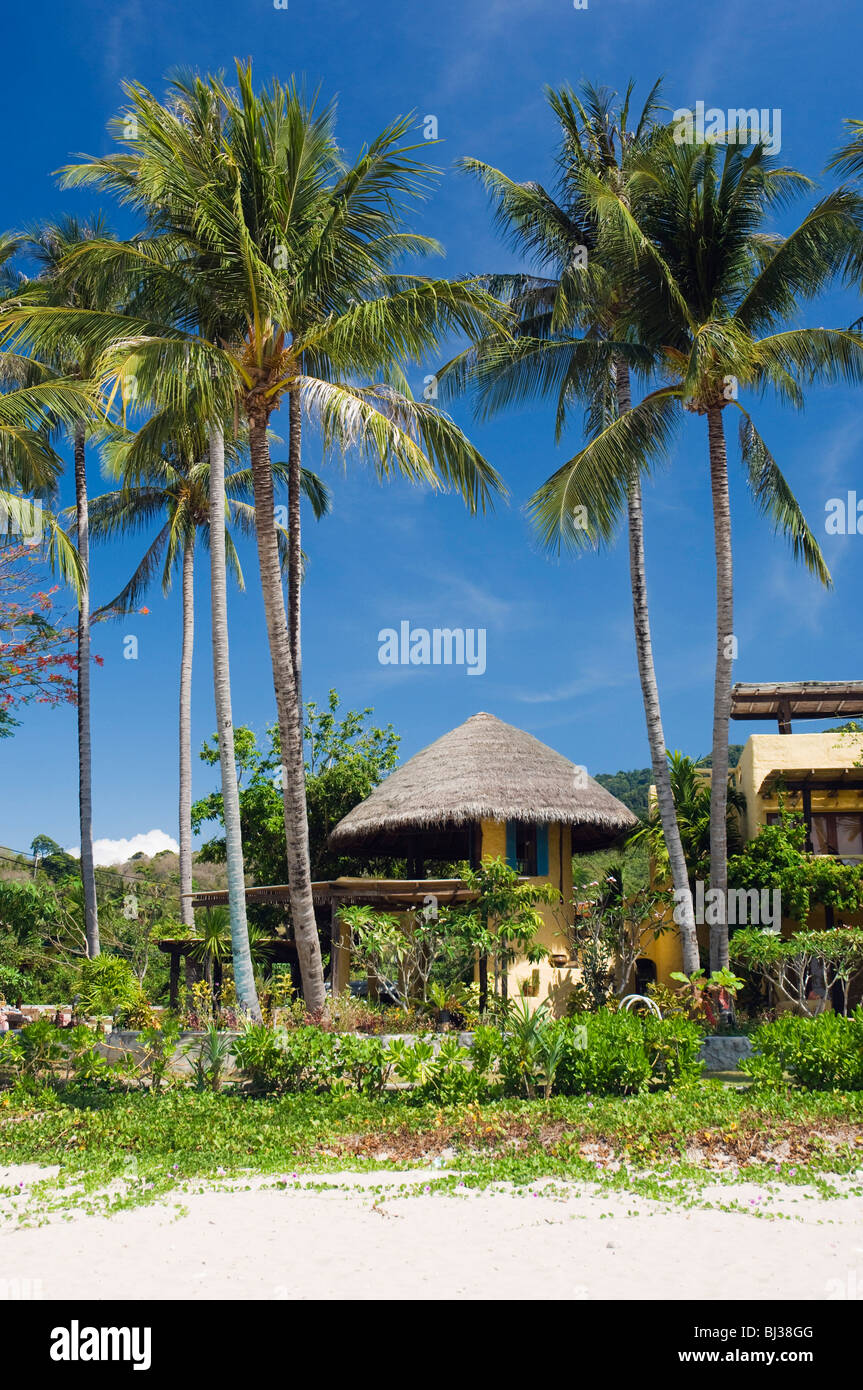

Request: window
left=811, top=813, right=863, bottom=861
left=767, top=810, right=863, bottom=861
left=506, top=821, right=549, bottom=876
left=514, top=822, right=538, bottom=877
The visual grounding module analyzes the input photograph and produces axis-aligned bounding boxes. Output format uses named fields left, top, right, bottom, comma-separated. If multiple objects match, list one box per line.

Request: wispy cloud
left=512, top=668, right=631, bottom=705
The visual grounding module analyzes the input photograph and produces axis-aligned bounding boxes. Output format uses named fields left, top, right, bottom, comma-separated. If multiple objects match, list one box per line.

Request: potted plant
left=429, top=982, right=454, bottom=1031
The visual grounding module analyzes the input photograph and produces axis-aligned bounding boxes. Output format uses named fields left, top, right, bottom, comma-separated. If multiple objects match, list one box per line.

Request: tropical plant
left=192, top=691, right=401, bottom=887
left=631, top=751, right=745, bottom=888
left=730, top=926, right=863, bottom=1017
left=0, top=543, right=79, bottom=739
left=3, top=217, right=133, bottom=957
left=448, top=856, right=559, bottom=1006
left=89, top=414, right=329, bottom=930
left=183, top=1023, right=234, bottom=1093
left=0, top=235, right=87, bottom=591
left=567, top=866, right=671, bottom=1007
left=76, top=953, right=139, bottom=1016
left=668, top=967, right=745, bottom=1027
left=26, top=64, right=508, bottom=1014
left=742, top=1009, right=863, bottom=1090
left=452, top=79, right=700, bottom=976
left=531, top=131, right=862, bottom=969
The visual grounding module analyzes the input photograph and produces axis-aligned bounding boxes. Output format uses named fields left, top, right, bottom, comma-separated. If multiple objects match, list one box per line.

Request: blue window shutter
left=536, top=824, right=549, bottom=878
left=505, top=821, right=517, bottom=869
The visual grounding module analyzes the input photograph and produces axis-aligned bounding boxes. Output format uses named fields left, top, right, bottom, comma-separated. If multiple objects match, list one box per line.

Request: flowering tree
left=0, top=544, right=88, bottom=736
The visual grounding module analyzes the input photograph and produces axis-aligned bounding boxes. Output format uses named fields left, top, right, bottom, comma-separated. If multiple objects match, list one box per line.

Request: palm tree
left=32, top=65, right=509, bottom=1012
left=1, top=218, right=122, bottom=955
left=631, top=751, right=745, bottom=897
left=0, top=235, right=87, bottom=589
left=826, top=120, right=863, bottom=329
left=89, top=412, right=330, bottom=933
left=452, top=80, right=699, bottom=975
left=531, top=132, right=863, bottom=967
left=828, top=119, right=863, bottom=181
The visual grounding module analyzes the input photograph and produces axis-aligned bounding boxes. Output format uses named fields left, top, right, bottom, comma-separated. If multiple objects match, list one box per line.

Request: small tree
left=730, top=927, right=863, bottom=1017
left=0, top=545, right=81, bottom=738
left=566, top=868, right=671, bottom=1009
left=335, top=903, right=455, bottom=1006
left=448, top=857, right=558, bottom=1008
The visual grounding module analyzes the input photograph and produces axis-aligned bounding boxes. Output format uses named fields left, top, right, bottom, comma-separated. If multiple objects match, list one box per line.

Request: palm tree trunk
left=74, top=424, right=99, bottom=957
left=706, top=405, right=733, bottom=972
left=617, top=362, right=700, bottom=976
left=288, top=386, right=302, bottom=698
left=247, top=409, right=326, bottom=1016
left=208, top=423, right=261, bottom=1021
left=179, top=536, right=195, bottom=931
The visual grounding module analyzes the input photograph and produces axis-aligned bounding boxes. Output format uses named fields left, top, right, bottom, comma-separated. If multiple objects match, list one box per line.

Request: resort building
left=327, top=711, right=637, bottom=1003
left=641, top=680, right=863, bottom=986
left=186, top=710, right=636, bottom=1008
left=188, top=684, right=863, bottom=1011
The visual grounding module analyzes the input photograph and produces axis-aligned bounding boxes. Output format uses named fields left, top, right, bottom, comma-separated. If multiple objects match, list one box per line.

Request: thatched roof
left=329, top=711, right=637, bottom=852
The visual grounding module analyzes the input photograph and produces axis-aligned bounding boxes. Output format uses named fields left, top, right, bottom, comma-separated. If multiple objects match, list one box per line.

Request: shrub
left=0, top=962, right=29, bottom=1002
left=183, top=1024, right=234, bottom=1093
left=232, top=1024, right=390, bottom=1096
left=730, top=927, right=863, bottom=1017
left=742, top=1010, right=863, bottom=1091
left=137, top=1019, right=181, bottom=1092
left=77, top=956, right=139, bottom=1017
left=115, top=990, right=158, bottom=1030
left=505, top=1011, right=704, bottom=1097
left=384, top=1035, right=485, bottom=1103
left=642, top=1013, right=705, bottom=1086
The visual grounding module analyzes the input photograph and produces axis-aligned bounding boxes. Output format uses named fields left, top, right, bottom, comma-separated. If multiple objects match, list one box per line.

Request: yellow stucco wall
left=639, top=730, right=863, bottom=982
left=478, top=817, right=576, bottom=1011
left=737, top=731, right=863, bottom=840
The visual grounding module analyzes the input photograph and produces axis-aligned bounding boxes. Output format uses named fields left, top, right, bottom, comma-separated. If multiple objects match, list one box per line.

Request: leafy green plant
left=668, top=968, right=745, bottom=1028
left=385, top=1035, right=484, bottom=1103
left=138, top=1018, right=181, bottom=1092
left=115, top=990, right=158, bottom=1030
left=0, top=963, right=29, bottom=1002
left=742, top=1010, right=863, bottom=1091
left=183, top=1024, right=234, bottom=1093
left=232, top=1023, right=391, bottom=1096
left=77, top=955, right=139, bottom=1017
left=498, top=998, right=556, bottom=1098
left=565, top=868, right=671, bottom=1010
left=501, top=1010, right=704, bottom=1097
left=729, top=812, right=863, bottom=922
left=17, top=1018, right=65, bottom=1077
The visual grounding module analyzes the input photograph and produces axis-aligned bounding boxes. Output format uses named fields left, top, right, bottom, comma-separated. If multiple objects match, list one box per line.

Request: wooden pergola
left=175, top=877, right=478, bottom=1000
left=731, top=680, right=863, bottom=734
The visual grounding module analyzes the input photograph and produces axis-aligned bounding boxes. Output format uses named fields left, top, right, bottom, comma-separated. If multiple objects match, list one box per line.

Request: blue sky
left=2, top=0, right=862, bottom=859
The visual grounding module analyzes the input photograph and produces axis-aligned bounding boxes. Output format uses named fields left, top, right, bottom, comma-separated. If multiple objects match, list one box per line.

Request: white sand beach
left=3, top=1168, right=862, bottom=1301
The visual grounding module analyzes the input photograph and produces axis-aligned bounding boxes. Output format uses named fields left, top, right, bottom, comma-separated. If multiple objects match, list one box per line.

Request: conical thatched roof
left=329, top=711, right=637, bottom=851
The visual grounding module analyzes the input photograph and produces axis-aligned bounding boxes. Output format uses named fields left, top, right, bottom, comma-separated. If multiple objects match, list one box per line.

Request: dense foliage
left=729, top=812, right=863, bottom=921
left=743, top=1011, right=863, bottom=1091
left=191, top=690, right=401, bottom=887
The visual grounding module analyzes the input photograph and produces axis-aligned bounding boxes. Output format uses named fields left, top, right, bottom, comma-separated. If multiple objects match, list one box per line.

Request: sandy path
left=3, top=1168, right=863, bottom=1300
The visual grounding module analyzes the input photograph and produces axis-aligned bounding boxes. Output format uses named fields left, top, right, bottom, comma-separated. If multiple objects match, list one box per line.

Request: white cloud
left=67, top=829, right=179, bottom=867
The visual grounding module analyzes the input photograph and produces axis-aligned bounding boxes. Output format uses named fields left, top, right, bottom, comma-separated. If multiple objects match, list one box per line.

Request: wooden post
left=478, top=952, right=488, bottom=1014
left=169, top=946, right=181, bottom=1011
left=330, top=901, right=350, bottom=997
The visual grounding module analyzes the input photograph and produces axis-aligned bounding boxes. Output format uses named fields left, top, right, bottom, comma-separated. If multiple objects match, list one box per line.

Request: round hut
left=328, top=711, right=637, bottom=1003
